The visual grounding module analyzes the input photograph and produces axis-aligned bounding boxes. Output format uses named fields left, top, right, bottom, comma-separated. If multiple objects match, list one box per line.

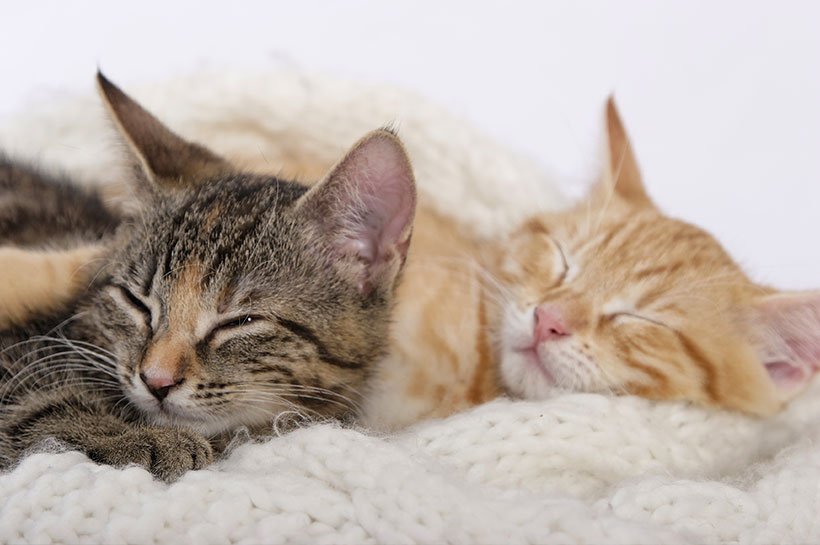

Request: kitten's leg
left=0, top=244, right=104, bottom=328
left=0, top=389, right=213, bottom=482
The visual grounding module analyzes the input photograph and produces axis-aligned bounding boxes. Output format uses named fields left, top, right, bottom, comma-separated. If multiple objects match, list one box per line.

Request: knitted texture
left=1, top=70, right=818, bottom=544
left=2, top=389, right=820, bottom=544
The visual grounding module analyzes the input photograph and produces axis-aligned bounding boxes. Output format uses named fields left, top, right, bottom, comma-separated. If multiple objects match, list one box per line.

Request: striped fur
left=0, top=74, right=415, bottom=480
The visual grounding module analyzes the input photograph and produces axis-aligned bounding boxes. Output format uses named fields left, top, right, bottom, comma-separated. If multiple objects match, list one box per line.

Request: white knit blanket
left=2, top=71, right=819, bottom=544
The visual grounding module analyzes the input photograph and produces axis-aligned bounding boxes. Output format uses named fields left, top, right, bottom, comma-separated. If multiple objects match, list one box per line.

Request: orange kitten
left=364, top=99, right=820, bottom=428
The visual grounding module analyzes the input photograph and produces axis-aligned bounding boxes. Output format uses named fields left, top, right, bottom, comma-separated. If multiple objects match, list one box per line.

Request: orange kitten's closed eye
left=495, top=98, right=820, bottom=416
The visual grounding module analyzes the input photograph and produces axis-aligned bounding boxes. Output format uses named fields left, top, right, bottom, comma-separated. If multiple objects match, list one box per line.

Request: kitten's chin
left=125, top=389, right=278, bottom=436
left=143, top=402, right=280, bottom=437
left=147, top=408, right=226, bottom=436
left=126, top=395, right=221, bottom=435
left=499, top=348, right=558, bottom=400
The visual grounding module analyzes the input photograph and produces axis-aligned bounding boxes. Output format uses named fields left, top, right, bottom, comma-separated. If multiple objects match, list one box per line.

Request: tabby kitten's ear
left=297, top=129, right=417, bottom=296
left=591, top=97, right=654, bottom=208
left=750, top=291, right=820, bottom=399
left=96, top=71, right=231, bottom=191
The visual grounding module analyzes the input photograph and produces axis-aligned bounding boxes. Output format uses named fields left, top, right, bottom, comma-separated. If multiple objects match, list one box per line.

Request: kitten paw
left=88, top=427, right=213, bottom=482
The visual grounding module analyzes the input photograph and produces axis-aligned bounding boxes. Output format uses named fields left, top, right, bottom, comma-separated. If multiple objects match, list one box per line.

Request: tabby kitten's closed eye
left=0, top=73, right=416, bottom=480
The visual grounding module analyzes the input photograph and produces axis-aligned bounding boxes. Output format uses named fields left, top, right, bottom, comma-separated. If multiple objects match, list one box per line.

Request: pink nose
left=140, top=370, right=184, bottom=402
left=534, top=305, right=571, bottom=342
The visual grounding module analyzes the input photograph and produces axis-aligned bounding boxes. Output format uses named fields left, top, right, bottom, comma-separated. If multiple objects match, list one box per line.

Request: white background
left=2, top=1, right=819, bottom=289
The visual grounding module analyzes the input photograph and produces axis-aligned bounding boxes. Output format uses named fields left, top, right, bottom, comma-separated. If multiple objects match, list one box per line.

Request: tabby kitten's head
left=83, top=74, right=416, bottom=434
left=496, top=99, right=819, bottom=415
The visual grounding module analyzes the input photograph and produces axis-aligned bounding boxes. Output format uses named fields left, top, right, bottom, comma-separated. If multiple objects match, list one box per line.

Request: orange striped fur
left=366, top=99, right=820, bottom=428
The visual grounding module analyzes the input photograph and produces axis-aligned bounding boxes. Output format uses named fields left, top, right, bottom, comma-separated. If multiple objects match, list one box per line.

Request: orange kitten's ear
left=592, top=97, right=654, bottom=208
left=297, top=129, right=417, bottom=296
left=750, top=291, right=820, bottom=399
left=96, top=71, right=231, bottom=191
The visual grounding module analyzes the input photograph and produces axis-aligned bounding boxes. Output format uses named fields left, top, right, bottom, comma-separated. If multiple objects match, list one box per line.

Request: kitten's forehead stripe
left=168, top=263, right=205, bottom=326
left=635, top=286, right=668, bottom=310
left=606, top=218, right=659, bottom=259
left=590, top=225, right=622, bottom=253
left=632, top=263, right=684, bottom=281
left=142, top=254, right=159, bottom=297
left=160, top=203, right=191, bottom=280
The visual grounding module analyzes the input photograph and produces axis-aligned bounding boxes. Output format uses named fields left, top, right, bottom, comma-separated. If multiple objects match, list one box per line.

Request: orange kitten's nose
left=534, top=305, right=571, bottom=342
left=140, top=370, right=184, bottom=402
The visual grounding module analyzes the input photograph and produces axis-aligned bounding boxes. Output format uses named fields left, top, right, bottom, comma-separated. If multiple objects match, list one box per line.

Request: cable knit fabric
left=1, top=70, right=819, bottom=544
left=2, top=390, right=820, bottom=544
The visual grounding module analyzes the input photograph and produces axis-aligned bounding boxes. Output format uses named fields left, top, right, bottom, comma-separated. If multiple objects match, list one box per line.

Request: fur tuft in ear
left=297, top=129, right=417, bottom=296
left=590, top=96, right=654, bottom=208
left=751, top=291, right=820, bottom=398
left=96, top=71, right=230, bottom=190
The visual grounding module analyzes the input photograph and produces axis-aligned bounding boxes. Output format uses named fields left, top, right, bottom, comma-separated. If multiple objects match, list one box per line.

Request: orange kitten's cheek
left=596, top=324, right=687, bottom=399
left=586, top=345, right=645, bottom=392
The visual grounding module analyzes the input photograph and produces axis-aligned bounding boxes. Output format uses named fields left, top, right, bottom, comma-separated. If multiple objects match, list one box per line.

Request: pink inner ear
left=764, top=360, right=807, bottom=392
left=303, top=130, right=416, bottom=294
left=335, top=133, right=416, bottom=263
left=754, top=291, right=820, bottom=394
left=786, top=338, right=820, bottom=371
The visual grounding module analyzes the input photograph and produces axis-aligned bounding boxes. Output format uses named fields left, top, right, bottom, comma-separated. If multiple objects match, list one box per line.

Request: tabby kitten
left=364, top=98, right=820, bottom=428
left=0, top=73, right=416, bottom=480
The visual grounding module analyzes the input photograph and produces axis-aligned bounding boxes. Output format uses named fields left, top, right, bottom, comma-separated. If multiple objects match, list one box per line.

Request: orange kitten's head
left=495, top=99, right=820, bottom=416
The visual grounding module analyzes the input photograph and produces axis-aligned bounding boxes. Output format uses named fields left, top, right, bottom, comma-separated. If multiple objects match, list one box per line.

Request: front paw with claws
left=87, top=427, right=213, bottom=482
